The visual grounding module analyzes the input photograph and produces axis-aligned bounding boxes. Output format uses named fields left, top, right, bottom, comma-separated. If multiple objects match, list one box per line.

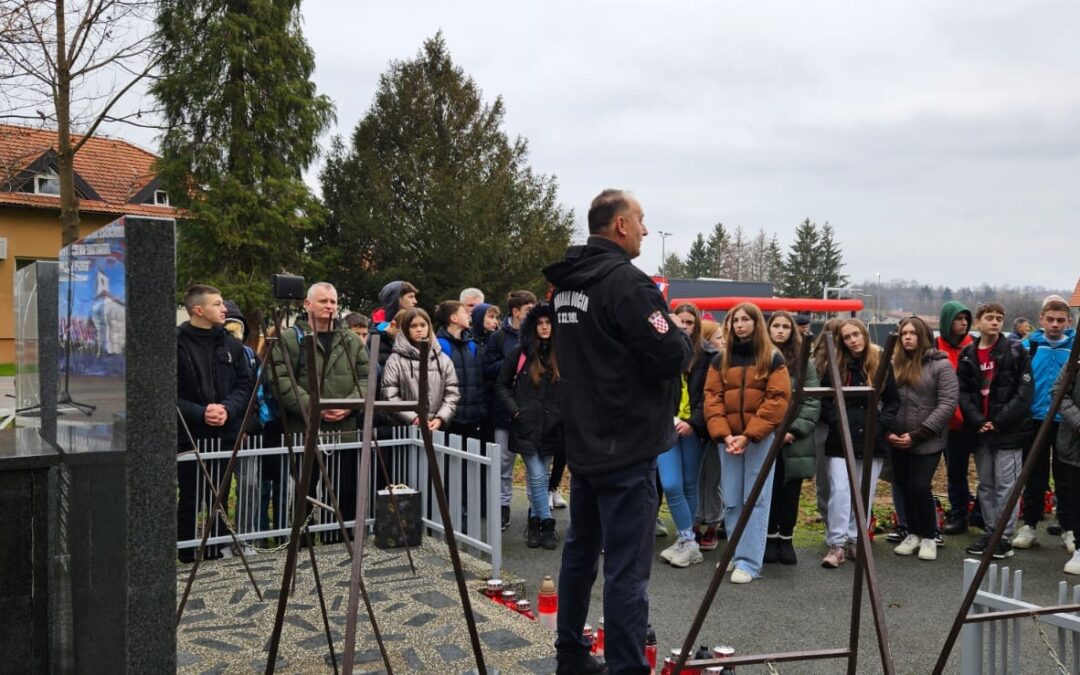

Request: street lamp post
left=658, top=231, right=672, bottom=274
left=875, top=272, right=881, bottom=323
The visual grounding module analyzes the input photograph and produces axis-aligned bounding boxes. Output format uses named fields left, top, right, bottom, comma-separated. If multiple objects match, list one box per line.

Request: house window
left=33, top=169, right=60, bottom=195
left=153, top=189, right=169, bottom=206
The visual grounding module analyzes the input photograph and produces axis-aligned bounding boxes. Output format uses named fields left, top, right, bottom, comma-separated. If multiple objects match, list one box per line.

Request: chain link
left=1030, top=613, right=1069, bottom=675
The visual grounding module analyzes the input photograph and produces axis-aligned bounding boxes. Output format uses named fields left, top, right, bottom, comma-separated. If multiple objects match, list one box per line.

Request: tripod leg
left=305, top=521, right=339, bottom=675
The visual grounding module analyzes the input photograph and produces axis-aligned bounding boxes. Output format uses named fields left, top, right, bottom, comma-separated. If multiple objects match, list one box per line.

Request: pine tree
left=684, top=233, right=711, bottom=278
left=706, top=222, right=731, bottom=278
left=780, top=219, right=821, bottom=297
left=817, top=222, right=848, bottom=294
left=659, top=252, right=687, bottom=279
left=153, top=0, right=333, bottom=312
left=765, top=234, right=785, bottom=288
left=316, top=33, right=573, bottom=309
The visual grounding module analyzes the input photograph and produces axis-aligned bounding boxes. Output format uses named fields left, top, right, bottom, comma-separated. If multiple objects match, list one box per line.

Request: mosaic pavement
left=176, top=539, right=557, bottom=674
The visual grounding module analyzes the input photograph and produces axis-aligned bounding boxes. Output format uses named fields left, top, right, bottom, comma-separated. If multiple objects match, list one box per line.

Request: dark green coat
left=269, top=319, right=370, bottom=435
left=782, top=360, right=822, bottom=482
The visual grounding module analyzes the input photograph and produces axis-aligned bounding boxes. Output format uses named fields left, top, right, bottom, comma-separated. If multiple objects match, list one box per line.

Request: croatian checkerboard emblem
left=648, top=310, right=669, bottom=334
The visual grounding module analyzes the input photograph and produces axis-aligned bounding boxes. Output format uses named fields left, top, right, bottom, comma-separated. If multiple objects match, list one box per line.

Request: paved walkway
left=176, top=489, right=1080, bottom=673
left=176, top=538, right=555, bottom=674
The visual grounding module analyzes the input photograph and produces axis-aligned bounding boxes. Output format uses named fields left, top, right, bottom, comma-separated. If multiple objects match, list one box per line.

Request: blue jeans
left=556, top=458, right=657, bottom=674
left=522, top=452, right=552, bottom=520
left=657, top=434, right=704, bottom=532
left=720, top=434, right=775, bottom=579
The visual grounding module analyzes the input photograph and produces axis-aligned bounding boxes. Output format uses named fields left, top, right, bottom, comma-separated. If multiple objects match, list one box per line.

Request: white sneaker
left=1013, top=524, right=1038, bottom=549
left=218, top=547, right=234, bottom=559
left=918, top=537, right=937, bottom=561
left=730, top=568, right=753, bottom=584
left=1063, top=530, right=1076, bottom=554
left=894, top=534, right=921, bottom=556
left=669, top=540, right=704, bottom=568
left=1065, top=551, right=1080, bottom=576
left=655, top=517, right=669, bottom=537
left=238, top=544, right=258, bottom=557
left=550, top=490, right=567, bottom=509
left=660, top=541, right=681, bottom=563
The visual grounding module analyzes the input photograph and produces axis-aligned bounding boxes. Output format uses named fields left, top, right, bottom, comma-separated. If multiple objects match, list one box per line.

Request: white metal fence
left=177, top=426, right=503, bottom=577
left=961, top=558, right=1080, bottom=674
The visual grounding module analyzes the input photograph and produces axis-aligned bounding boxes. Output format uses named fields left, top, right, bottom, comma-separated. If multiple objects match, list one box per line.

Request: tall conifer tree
left=153, top=0, right=334, bottom=311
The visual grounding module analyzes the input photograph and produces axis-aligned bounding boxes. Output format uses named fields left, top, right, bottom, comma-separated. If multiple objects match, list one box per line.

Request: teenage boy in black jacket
left=177, top=284, right=253, bottom=562
left=544, top=189, right=690, bottom=675
left=958, top=302, right=1034, bottom=560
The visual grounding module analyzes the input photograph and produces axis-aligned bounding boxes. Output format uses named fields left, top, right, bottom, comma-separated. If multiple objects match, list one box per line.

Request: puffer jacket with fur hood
left=380, top=332, right=460, bottom=425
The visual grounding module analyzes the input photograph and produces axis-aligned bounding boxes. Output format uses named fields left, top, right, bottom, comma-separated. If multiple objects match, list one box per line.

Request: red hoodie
left=936, top=334, right=973, bottom=430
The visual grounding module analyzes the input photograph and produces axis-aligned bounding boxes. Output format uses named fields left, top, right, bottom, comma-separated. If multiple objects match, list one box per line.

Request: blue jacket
left=1023, top=328, right=1076, bottom=421
left=436, top=327, right=485, bottom=426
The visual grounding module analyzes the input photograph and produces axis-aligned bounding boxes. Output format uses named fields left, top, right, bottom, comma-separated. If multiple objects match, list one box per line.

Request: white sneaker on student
left=550, top=490, right=567, bottom=509
left=1012, top=524, right=1038, bottom=549
left=1063, top=530, right=1076, bottom=554
left=918, top=537, right=937, bottom=561
left=1066, top=551, right=1080, bottom=575
left=894, top=534, right=921, bottom=556
left=669, top=540, right=704, bottom=568
left=730, top=568, right=753, bottom=584
left=660, top=541, right=680, bottom=563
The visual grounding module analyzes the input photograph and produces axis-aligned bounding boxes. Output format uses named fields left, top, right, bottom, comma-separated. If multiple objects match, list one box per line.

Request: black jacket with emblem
left=543, top=236, right=691, bottom=475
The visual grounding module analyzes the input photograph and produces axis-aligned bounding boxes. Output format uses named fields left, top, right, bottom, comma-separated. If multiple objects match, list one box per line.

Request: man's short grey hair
left=459, top=288, right=484, bottom=303
left=306, top=281, right=337, bottom=301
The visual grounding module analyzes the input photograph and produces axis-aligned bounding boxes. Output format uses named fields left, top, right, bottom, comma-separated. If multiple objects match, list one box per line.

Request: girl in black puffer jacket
left=494, top=303, right=563, bottom=549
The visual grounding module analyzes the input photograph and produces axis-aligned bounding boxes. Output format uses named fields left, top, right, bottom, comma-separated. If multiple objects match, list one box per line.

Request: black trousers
left=1021, top=421, right=1065, bottom=528
left=557, top=458, right=657, bottom=674
left=767, top=458, right=802, bottom=537
left=945, top=428, right=978, bottom=518
left=892, top=449, right=942, bottom=538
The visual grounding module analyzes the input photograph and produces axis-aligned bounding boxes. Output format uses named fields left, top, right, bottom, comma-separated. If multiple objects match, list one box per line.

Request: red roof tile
left=1070, top=277, right=1080, bottom=308
left=0, top=123, right=177, bottom=218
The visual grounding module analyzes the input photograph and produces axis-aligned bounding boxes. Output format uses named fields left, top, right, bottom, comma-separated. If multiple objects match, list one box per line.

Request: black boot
left=526, top=516, right=542, bottom=548
left=778, top=536, right=798, bottom=565
left=944, top=513, right=967, bottom=535
left=763, top=535, right=780, bottom=564
left=556, top=653, right=607, bottom=674
left=501, top=505, right=512, bottom=531
left=540, top=518, right=559, bottom=550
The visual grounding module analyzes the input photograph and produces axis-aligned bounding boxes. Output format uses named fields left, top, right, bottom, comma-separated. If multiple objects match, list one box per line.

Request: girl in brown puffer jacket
left=886, top=316, right=958, bottom=561
left=704, top=302, right=791, bottom=583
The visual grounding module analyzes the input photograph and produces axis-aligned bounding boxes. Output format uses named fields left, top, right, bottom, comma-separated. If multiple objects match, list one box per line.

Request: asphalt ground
left=500, top=487, right=1080, bottom=674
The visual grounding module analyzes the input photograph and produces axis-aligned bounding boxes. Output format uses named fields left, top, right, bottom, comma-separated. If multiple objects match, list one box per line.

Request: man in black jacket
left=544, top=189, right=690, bottom=675
left=177, top=284, right=254, bottom=562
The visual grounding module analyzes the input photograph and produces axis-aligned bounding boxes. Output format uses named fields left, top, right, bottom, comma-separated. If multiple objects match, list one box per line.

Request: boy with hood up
left=937, top=301, right=981, bottom=534
left=368, top=280, right=418, bottom=377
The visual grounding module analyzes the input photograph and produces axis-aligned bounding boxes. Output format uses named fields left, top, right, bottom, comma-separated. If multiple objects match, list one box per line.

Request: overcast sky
left=121, top=1, right=1079, bottom=291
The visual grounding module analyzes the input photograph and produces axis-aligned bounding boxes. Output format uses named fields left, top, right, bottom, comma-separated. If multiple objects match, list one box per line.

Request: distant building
left=0, top=123, right=176, bottom=361
left=666, top=278, right=774, bottom=301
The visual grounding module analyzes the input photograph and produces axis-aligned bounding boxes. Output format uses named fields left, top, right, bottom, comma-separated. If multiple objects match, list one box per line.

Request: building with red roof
left=0, top=123, right=177, bottom=361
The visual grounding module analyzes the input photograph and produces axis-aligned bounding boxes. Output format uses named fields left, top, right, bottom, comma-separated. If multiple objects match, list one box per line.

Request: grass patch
left=0, top=363, right=15, bottom=376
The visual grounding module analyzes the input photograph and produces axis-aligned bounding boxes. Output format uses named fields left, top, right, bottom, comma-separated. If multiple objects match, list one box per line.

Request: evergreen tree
left=817, top=222, right=848, bottom=294
left=780, top=218, right=821, bottom=297
left=706, top=222, right=731, bottom=278
left=765, top=234, right=785, bottom=288
left=684, top=233, right=711, bottom=278
left=315, top=33, right=573, bottom=311
left=153, top=0, right=333, bottom=312
left=659, top=252, right=687, bottom=279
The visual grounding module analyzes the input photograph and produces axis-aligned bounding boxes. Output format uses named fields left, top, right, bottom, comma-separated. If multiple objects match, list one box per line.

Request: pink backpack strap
left=516, top=351, right=527, bottom=375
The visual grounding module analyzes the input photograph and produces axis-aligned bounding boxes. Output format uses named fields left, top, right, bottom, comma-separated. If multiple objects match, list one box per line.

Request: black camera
left=271, top=273, right=305, bottom=301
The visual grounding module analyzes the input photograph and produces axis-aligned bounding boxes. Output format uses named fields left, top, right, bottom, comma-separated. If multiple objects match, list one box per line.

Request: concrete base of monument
left=175, top=537, right=557, bottom=674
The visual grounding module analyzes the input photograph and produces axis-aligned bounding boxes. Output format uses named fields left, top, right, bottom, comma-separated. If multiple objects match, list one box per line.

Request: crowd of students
left=179, top=279, right=1080, bottom=580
